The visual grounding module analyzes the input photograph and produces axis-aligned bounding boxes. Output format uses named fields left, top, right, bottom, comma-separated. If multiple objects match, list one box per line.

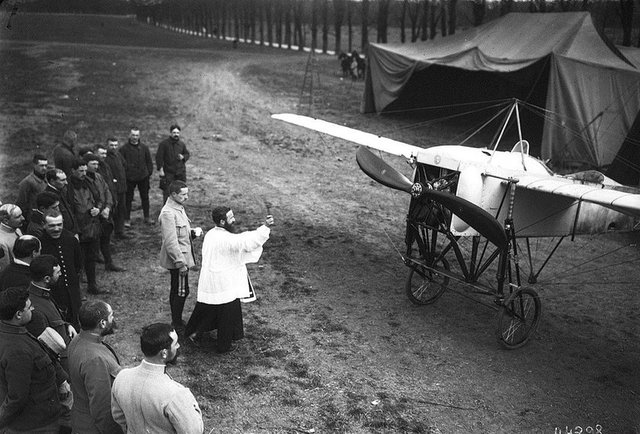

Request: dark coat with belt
left=68, top=174, right=102, bottom=242
left=0, top=322, right=61, bottom=431
left=119, top=141, right=153, bottom=182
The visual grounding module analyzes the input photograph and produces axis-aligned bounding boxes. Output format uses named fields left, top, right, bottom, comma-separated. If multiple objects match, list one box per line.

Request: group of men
left=0, top=124, right=277, bottom=432
left=0, top=282, right=203, bottom=433
left=0, top=124, right=191, bottom=301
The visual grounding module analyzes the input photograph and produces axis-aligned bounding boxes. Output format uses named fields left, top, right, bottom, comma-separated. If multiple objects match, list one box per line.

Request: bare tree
left=429, top=0, right=438, bottom=39
left=472, top=0, right=486, bottom=25
left=448, top=0, right=457, bottom=34
left=377, top=0, right=392, bottom=43
left=233, top=0, right=240, bottom=40
left=321, top=0, right=329, bottom=53
left=439, top=0, right=447, bottom=36
left=619, top=0, right=633, bottom=46
left=407, top=0, right=421, bottom=42
left=258, top=0, right=264, bottom=45
left=294, top=0, right=305, bottom=50
left=284, top=0, right=292, bottom=49
left=334, top=0, right=347, bottom=54
left=266, top=0, right=274, bottom=46
left=220, top=0, right=228, bottom=39
left=399, top=0, right=408, bottom=43
left=420, top=0, right=429, bottom=41
left=347, top=1, right=354, bottom=51
left=249, top=0, right=257, bottom=43
left=310, top=0, right=319, bottom=50
left=362, top=0, right=370, bottom=50
left=275, top=0, right=283, bottom=47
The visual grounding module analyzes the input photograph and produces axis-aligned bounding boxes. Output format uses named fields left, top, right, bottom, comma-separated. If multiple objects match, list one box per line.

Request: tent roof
left=370, top=12, right=636, bottom=73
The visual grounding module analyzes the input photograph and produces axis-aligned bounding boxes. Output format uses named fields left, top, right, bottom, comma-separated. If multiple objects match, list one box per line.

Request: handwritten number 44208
left=555, top=426, right=602, bottom=434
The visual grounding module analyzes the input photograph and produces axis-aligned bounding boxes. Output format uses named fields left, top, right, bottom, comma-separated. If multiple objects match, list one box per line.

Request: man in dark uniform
left=40, top=211, right=82, bottom=329
left=103, top=138, right=129, bottom=239
left=156, top=124, right=190, bottom=204
left=67, top=159, right=106, bottom=295
left=0, top=287, right=68, bottom=433
left=119, top=127, right=153, bottom=226
left=16, top=153, right=49, bottom=223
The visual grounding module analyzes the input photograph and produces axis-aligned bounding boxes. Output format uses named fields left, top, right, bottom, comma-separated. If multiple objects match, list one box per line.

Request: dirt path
left=1, top=15, right=639, bottom=433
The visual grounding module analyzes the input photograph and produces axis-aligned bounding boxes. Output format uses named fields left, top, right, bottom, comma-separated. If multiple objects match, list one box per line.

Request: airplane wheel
left=405, top=258, right=449, bottom=305
left=496, top=288, right=541, bottom=349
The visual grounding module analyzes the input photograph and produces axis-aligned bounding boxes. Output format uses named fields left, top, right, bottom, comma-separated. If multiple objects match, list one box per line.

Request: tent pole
left=515, top=102, right=527, bottom=170
left=490, top=99, right=517, bottom=155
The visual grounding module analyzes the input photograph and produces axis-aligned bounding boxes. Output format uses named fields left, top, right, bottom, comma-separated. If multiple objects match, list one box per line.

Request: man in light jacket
left=158, top=181, right=201, bottom=333
left=111, top=323, right=203, bottom=434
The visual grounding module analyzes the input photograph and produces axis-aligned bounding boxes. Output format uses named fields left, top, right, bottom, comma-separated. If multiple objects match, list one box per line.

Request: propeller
left=356, top=146, right=413, bottom=193
left=355, top=146, right=508, bottom=249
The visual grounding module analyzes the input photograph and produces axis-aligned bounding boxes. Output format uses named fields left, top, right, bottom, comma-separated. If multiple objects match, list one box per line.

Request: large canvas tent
left=363, top=12, right=640, bottom=180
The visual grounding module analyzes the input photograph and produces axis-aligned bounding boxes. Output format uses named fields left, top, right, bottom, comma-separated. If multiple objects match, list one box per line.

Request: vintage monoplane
left=273, top=100, right=640, bottom=349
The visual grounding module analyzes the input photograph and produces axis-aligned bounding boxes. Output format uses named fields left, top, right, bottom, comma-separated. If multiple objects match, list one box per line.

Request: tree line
left=132, top=0, right=639, bottom=52
left=16, top=0, right=640, bottom=50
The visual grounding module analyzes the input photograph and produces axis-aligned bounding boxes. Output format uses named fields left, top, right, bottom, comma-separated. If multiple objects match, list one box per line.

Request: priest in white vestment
left=185, top=206, right=273, bottom=353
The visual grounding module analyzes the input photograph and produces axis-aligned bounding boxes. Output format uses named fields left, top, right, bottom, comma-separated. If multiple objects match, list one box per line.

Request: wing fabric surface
left=516, top=175, right=640, bottom=218
left=272, top=114, right=423, bottom=159
left=357, top=147, right=508, bottom=248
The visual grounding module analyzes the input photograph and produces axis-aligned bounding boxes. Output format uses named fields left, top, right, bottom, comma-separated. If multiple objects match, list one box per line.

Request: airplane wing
left=514, top=174, right=640, bottom=219
left=272, top=113, right=423, bottom=159
left=273, top=113, right=640, bottom=221
left=516, top=176, right=640, bottom=217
